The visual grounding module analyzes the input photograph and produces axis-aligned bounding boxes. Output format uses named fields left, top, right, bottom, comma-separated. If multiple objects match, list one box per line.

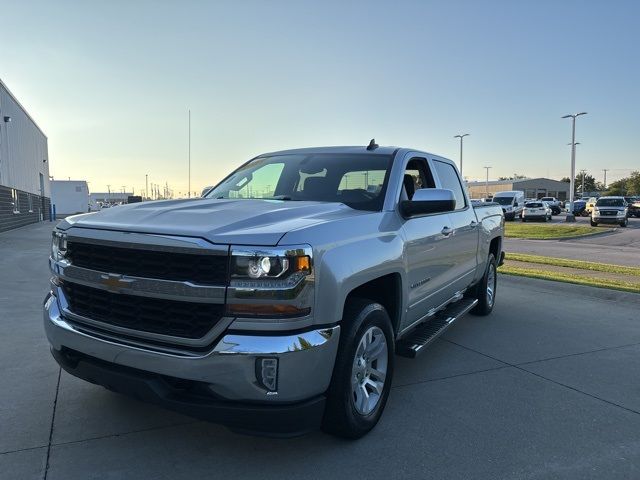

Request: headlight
left=231, top=249, right=311, bottom=283
left=617, top=210, right=625, bottom=216
left=593, top=208, right=599, bottom=214
left=51, top=231, right=68, bottom=261
left=228, top=246, right=313, bottom=318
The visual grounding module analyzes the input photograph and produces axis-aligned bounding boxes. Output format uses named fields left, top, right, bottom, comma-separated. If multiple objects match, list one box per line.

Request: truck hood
left=61, top=198, right=369, bottom=246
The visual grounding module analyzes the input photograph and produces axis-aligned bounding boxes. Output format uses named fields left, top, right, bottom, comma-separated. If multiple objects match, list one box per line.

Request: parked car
left=44, top=144, right=504, bottom=439
left=585, top=197, right=598, bottom=214
left=591, top=196, right=628, bottom=227
left=624, top=196, right=640, bottom=218
left=493, top=190, right=525, bottom=220
left=540, top=197, right=561, bottom=215
left=522, top=201, right=552, bottom=222
left=571, top=199, right=588, bottom=216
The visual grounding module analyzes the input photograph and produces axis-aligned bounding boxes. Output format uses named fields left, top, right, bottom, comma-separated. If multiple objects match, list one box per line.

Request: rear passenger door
left=431, top=159, right=479, bottom=296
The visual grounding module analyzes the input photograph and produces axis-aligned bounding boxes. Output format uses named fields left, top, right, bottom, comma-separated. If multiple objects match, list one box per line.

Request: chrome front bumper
left=44, top=294, right=340, bottom=403
left=592, top=215, right=624, bottom=223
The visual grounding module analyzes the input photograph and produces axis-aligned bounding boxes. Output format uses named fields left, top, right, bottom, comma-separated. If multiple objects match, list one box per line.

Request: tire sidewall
left=471, top=253, right=497, bottom=316
left=323, top=300, right=394, bottom=438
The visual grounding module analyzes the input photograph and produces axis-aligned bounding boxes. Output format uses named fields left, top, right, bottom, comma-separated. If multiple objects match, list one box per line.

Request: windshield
left=205, top=153, right=392, bottom=211
left=596, top=198, right=624, bottom=207
left=541, top=197, right=553, bottom=201
left=526, top=202, right=543, bottom=208
left=493, top=196, right=514, bottom=206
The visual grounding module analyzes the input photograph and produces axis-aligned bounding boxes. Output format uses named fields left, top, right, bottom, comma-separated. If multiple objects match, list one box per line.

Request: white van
left=493, top=190, right=525, bottom=220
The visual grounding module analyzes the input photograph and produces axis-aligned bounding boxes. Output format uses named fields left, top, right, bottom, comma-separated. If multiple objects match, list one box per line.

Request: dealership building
left=466, top=177, right=570, bottom=201
left=0, top=79, right=51, bottom=232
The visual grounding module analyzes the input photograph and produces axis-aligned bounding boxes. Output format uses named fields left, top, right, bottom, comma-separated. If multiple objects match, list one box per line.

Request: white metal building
left=0, top=78, right=51, bottom=232
left=50, top=180, right=90, bottom=217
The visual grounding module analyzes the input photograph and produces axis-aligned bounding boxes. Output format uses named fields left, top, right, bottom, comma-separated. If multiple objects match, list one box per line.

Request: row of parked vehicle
left=571, top=196, right=640, bottom=218
left=473, top=191, right=639, bottom=227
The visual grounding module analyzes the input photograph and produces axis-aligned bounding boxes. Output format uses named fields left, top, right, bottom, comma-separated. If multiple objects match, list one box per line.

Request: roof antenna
left=366, top=138, right=378, bottom=151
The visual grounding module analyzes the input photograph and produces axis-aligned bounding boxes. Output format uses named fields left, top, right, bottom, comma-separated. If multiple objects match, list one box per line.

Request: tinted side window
left=433, top=160, right=466, bottom=209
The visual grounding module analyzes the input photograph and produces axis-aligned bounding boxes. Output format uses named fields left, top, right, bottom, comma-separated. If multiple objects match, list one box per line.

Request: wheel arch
left=342, top=273, right=403, bottom=337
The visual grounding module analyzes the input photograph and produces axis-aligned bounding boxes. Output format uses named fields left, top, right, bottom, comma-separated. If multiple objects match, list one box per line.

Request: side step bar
left=395, top=297, right=478, bottom=358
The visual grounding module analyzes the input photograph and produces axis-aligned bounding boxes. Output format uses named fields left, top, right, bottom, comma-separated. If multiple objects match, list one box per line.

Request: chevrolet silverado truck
left=44, top=144, right=504, bottom=438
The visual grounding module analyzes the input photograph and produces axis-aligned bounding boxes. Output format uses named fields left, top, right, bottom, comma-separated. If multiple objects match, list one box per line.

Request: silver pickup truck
left=44, top=144, right=504, bottom=438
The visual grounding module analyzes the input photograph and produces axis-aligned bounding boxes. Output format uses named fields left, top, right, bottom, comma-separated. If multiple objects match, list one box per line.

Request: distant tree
left=576, top=173, right=597, bottom=193
left=606, top=171, right=640, bottom=196
left=560, top=177, right=571, bottom=183
left=498, top=174, right=528, bottom=181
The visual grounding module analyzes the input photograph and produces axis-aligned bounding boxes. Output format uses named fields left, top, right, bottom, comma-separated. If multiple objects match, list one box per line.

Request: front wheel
left=620, top=218, right=628, bottom=227
left=470, top=253, right=497, bottom=316
left=322, top=299, right=394, bottom=439
left=590, top=219, right=598, bottom=227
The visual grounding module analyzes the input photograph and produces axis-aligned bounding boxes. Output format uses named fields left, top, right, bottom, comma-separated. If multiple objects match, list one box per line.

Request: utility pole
left=483, top=166, right=492, bottom=198
left=580, top=169, right=587, bottom=198
left=145, top=174, right=148, bottom=201
left=107, top=185, right=111, bottom=202
left=603, top=169, right=609, bottom=189
left=454, top=134, right=470, bottom=176
left=561, top=112, right=587, bottom=222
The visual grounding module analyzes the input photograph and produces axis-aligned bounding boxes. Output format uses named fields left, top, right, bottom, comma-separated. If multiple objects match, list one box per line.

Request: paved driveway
left=2, top=222, right=640, bottom=479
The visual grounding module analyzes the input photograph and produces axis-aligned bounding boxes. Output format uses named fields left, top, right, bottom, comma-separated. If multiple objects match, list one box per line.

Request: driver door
left=400, top=157, right=456, bottom=330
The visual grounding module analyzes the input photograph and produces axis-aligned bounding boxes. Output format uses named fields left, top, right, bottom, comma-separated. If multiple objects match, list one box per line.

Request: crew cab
left=44, top=143, right=504, bottom=438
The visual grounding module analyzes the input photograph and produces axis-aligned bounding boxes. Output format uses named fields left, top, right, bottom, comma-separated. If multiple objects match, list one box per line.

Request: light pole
left=145, top=174, right=148, bottom=201
left=483, top=166, right=492, bottom=198
left=603, top=169, right=609, bottom=189
left=188, top=109, right=191, bottom=198
left=561, top=112, right=587, bottom=221
left=454, top=134, right=469, bottom=175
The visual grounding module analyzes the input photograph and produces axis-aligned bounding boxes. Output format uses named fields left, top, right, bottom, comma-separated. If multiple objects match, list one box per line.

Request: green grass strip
left=499, top=265, right=640, bottom=294
left=504, top=223, right=604, bottom=239
left=505, top=253, right=640, bottom=277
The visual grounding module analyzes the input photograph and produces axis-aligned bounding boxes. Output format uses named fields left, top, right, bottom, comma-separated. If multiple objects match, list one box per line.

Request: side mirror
left=400, top=188, right=456, bottom=218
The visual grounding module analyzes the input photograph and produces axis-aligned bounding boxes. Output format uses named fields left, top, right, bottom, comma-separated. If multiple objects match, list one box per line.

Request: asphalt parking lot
left=505, top=214, right=640, bottom=266
left=2, top=222, right=640, bottom=479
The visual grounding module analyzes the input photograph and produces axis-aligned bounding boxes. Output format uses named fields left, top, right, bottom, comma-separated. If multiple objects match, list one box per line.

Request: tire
left=322, top=298, right=394, bottom=439
left=522, top=218, right=527, bottom=222
left=620, top=218, right=628, bottom=227
left=470, top=253, right=497, bottom=316
left=590, top=219, right=598, bottom=227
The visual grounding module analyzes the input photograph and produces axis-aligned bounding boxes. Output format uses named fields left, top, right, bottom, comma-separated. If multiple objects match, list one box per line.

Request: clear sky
left=2, top=0, right=639, bottom=196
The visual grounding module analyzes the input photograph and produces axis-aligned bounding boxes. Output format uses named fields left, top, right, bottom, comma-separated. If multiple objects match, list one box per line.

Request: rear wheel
left=323, top=298, right=394, bottom=439
left=470, top=253, right=497, bottom=316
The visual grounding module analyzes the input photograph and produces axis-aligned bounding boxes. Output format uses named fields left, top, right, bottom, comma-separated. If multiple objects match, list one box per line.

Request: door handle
left=469, top=221, right=478, bottom=228
left=441, top=226, right=453, bottom=236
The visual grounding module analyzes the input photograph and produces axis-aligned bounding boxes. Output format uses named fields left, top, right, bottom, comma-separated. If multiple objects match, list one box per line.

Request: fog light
left=256, top=357, right=278, bottom=393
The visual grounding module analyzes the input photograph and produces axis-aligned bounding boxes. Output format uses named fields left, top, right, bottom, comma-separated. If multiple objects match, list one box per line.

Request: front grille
left=600, top=210, right=617, bottom=216
left=63, top=282, right=224, bottom=339
left=67, top=242, right=228, bottom=285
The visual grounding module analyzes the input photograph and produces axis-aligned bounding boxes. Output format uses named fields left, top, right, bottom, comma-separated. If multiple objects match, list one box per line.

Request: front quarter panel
left=280, top=211, right=406, bottom=328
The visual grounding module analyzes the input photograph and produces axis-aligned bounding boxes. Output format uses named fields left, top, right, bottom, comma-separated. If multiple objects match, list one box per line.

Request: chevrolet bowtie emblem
left=100, top=274, right=134, bottom=292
